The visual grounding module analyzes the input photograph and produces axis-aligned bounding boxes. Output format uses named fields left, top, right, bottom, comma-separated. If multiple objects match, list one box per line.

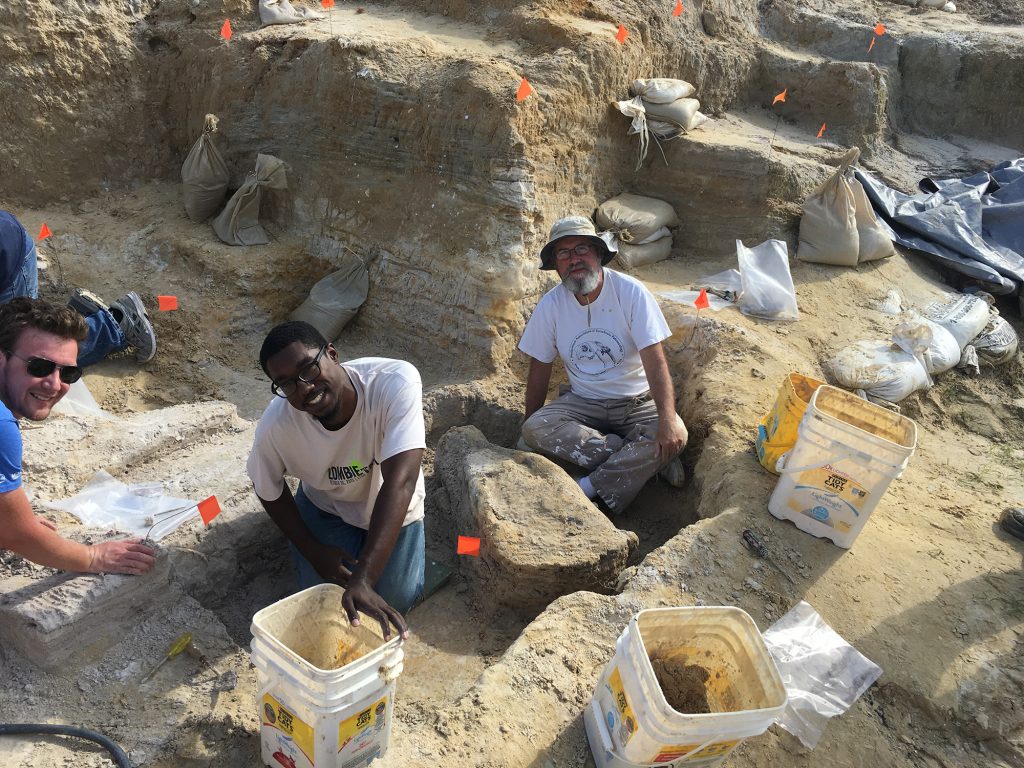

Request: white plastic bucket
left=768, top=385, right=917, bottom=548
left=250, top=584, right=403, bottom=768
left=289, top=260, right=369, bottom=341
left=589, top=607, right=787, bottom=766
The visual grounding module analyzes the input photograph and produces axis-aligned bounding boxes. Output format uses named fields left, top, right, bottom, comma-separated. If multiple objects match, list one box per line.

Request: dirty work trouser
left=291, top=484, right=425, bottom=615
left=521, top=390, right=680, bottom=513
left=0, top=237, right=128, bottom=367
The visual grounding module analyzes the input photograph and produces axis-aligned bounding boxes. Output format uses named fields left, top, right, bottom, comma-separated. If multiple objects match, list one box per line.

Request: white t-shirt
left=518, top=268, right=671, bottom=400
left=246, top=358, right=426, bottom=529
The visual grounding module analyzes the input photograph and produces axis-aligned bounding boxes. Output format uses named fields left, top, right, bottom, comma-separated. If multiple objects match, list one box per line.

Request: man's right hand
left=309, top=545, right=358, bottom=587
left=88, top=538, right=157, bottom=575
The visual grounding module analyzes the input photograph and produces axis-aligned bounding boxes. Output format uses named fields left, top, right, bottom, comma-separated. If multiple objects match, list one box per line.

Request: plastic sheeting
left=854, top=158, right=1024, bottom=299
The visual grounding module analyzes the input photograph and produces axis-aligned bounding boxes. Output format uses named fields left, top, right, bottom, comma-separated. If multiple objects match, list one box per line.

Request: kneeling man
left=519, top=216, right=688, bottom=513
left=247, top=322, right=425, bottom=638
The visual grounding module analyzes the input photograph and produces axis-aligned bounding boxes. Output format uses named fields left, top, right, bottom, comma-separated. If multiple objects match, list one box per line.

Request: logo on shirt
left=569, top=329, right=625, bottom=378
left=327, top=461, right=373, bottom=485
left=0, top=471, right=20, bottom=484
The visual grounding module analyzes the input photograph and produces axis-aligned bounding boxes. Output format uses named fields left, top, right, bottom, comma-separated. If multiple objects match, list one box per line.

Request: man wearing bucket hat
left=518, top=215, right=688, bottom=513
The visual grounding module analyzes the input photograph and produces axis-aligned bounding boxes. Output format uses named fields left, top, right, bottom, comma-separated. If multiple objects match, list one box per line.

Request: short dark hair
left=259, top=321, right=327, bottom=376
left=0, top=297, right=88, bottom=352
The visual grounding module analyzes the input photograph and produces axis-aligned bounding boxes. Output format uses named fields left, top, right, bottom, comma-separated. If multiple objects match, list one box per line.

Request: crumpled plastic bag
left=737, top=239, right=799, bottom=320
left=762, top=601, right=882, bottom=749
left=259, top=0, right=324, bottom=25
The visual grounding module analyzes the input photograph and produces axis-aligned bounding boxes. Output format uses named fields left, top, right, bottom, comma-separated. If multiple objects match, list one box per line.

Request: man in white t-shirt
left=518, top=216, right=688, bottom=513
left=247, top=321, right=425, bottom=639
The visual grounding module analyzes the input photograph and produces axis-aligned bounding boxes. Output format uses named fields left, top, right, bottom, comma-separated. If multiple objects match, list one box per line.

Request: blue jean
left=0, top=240, right=126, bottom=367
left=292, top=484, right=425, bottom=614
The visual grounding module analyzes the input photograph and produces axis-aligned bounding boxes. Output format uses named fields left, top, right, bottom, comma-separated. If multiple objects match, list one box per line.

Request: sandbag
left=737, top=239, right=799, bottom=321
left=260, top=0, right=324, bottom=24
left=629, top=78, right=696, bottom=104
left=641, top=97, right=703, bottom=131
left=596, top=193, right=678, bottom=244
left=829, top=340, right=931, bottom=403
left=797, top=148, right=861, bottom=266
left=615, top=236, right=673, bottom=268
left=851, top=175, right=895, bottom=262
left=647, top=120, right=685, bottom=140
left=971, top=312, right=1019, bottom=365
left=891, top=313, right=960, bottom=375
left=212, top=153, right=288, bottom=246
left=924, top=293, right=990, bottom=350
left=634, top=225, right=671, bottom=245
left=181, top=114, right=229, bottom=223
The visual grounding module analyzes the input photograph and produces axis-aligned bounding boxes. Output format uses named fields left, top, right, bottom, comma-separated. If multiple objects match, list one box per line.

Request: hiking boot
left=110, top=292, right=157, bottom=363
left=658, top=456, right=687, bottom=488
left=1000, top=508, right=1024, bottom=542
left=68, top=288, right=110, bottom=317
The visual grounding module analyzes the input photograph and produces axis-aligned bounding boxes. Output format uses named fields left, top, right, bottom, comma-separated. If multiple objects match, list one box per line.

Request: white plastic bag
left=736, top=239, right=799, bottom=321
left=970, top=312, right=1019, bottom=365
left=829, top=340, right=931, bottom=402
left=628, top=78, right=696, bottom=103
left=642, top=97, right=703, bottom=130
left=762, top=601, right=883, bottom=750
left=924, top=294, right=990, bottom=350
left=892, top=312, right=961, bottom=375
left=259, top=0, right=324, bottom=25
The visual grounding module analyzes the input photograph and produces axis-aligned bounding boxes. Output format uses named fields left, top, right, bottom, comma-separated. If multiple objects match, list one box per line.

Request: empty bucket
left=755, top=373, right=825, bottom=474
left=588, top=607, right=787, bottom=766
left=768, top=384, right=917, bottom=548
left=289, top=259, right=369, bottom=341
left=250, top=584, right=403, bottom=768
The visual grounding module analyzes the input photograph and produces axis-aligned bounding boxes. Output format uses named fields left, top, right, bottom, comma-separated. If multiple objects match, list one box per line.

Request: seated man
left=247, top=322, right=425, bottom=639
left=518, top=215, right=688, bottom=513
left=0, top=209, right=157, bottom=365
left=0, top=298, right=156, bottom=574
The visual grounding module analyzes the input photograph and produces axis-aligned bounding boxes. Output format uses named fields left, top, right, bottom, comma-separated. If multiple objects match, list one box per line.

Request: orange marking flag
left=198, top=496, right=222, bottom=525
left=37, top=223, right=52, bottom=241
left=817, top=122, right=826, bottom=138
left=772, top=88, right=787, bottom=105
left=615, top=24, right=628, bottom=44
left=220, top=19, right=232, bottom=41
left=694, top=289, right=710, bottom=310
left=874, top=22, right=886, bottom=35
left=321, top=0, right=334, bottom=7
left=157, top=295, right=179, bottom=311
left=867, top=37, right=875, bottom=53
left=673, top=0, right=684, bottom=16
left=457, top=535, right=481, bottom=556
left=516, top=77, right=533, bottom=102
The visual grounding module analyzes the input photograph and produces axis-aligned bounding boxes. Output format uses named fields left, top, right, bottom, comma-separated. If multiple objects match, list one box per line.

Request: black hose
left=0, top=723, right=132, bottom=767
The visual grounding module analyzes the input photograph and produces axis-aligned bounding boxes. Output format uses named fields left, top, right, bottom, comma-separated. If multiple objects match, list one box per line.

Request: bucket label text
left=792, top=464, right=868, bottom=528
left=338, top=694, right=388, bottom=764
left=655, top=738, right=740, bottom=763
left=262, top=694, right=315, bottom=768
left=607, top=667, right=639, bottom=747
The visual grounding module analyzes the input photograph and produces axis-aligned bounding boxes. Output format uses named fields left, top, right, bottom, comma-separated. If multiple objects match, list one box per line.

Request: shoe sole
left=119, top=292, right=157, bottom=363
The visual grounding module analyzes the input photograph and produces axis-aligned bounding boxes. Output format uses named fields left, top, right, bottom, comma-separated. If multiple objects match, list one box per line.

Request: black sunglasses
left=271, top=345, right=327, bottom=398
left=5, top=349, right=83, bottom=384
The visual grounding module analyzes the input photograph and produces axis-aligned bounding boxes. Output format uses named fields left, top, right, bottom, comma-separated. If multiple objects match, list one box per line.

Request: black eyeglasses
left=554, top=243, right=596, bottom=261
left=5, top=349, right=83, bottom=384
left=271, top=345, right=327, bottom=398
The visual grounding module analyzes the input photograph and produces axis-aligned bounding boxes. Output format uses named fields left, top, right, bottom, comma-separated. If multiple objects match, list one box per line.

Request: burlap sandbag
left=641, top=97, right=703, bottom=130
left=797, top=148, right=860, bottom=266
left=850, top=175, right=896, bottom=263
left=629, top=78, right=696, bottom=104
left=181, top=114, right=229, bottom=223
left=615, top=236, right=673, bottom=268
left=212, top=154, right=288, bottom=246
left=596, top=193, right=679, bottom=244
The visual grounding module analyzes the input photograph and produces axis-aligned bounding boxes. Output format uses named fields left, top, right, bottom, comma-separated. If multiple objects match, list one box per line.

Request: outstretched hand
left=342, top=577, right=409, bottom=640
left=88, top=538, right=156, bottom=575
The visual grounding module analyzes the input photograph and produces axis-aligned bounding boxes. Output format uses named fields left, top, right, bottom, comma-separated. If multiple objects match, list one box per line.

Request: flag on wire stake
left=817, top=122, right=826, bottom=138
left=220, top=19, right=232, bottom=42
left=615, top=24, right=628, bottom=43
left=457, top=536, right=481, bottom=556
left=516, top=77, right=533, bottom=102
left=37, top=223, right=52, bottom=241
left=673, top=0, right=684, bottom=16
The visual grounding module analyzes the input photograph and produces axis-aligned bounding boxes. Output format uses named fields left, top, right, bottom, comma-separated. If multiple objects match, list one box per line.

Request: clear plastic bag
left=762, top=601, right=882, bottom=749
left=737, top=239, right=799, bottom=321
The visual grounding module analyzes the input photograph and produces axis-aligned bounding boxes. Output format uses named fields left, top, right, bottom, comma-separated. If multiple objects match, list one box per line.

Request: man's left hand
left=655, top=414, right=687, bottom=462
left=342, top=577, right=409, bottom=641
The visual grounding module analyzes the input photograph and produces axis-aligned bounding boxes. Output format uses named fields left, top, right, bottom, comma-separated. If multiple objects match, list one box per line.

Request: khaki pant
left=521, top=390, right=686, bottom=513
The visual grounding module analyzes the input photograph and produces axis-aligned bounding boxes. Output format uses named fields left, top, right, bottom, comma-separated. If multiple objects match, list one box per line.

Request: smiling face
left=553, top=236, right=603, bottom=295
left=265, top=341, right=347, bottom=425
left=0, top=328, right=78, bottom=421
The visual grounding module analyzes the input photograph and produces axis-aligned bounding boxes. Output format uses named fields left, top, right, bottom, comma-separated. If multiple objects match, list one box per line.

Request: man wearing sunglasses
left=518, top=215, right=688, bottom=513
left=248, top=322, right=425, bottom=640
left=0, top=210, right=157, bottom=366
left=0, top=298, right=156, bottom=575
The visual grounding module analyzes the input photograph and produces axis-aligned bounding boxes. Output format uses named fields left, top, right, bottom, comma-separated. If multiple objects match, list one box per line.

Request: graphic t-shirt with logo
left=518, top=268, right=671, bottom=400
left=246, top=358, right=425, bottom=530
left=0, top=399, right=23, bottom=494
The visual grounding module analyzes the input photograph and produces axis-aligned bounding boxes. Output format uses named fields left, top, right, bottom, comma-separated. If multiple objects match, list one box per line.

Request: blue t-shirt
left=0, top=400, right=23, bottom=494
left=0, top=211, right=32, bottom=292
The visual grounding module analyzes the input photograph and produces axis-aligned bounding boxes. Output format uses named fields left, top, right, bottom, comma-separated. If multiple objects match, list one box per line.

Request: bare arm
left=342, top=448, right=423, bottom=640
left=0, top=488, right=155, bottom=574
left=524, top=358, right=554, bottom=419
left=638, top=342, right=688, bottom=461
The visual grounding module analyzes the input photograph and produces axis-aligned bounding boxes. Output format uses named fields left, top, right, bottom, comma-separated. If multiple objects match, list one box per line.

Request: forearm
left=3, top=523, right=94, bottom=572
left=350, top=479, right=413, bottom=586
left=257, top=484, right=331, bottom=564
left=524, top=358, right=553, bottom=419
left=640, top=344, right=677, bottom=419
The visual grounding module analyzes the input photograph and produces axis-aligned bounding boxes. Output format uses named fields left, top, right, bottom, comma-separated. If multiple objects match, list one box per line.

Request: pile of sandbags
left=613, top=78, right=709, bottom=168
left=596, top=193, right=677, bottom=268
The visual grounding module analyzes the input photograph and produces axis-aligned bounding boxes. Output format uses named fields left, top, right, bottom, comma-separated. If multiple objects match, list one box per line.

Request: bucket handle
left=666, top=733, right=726, bottom=766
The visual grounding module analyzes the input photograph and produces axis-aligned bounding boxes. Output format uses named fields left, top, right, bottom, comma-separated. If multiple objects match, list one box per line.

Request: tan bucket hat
left=538, top=215, right=617, bottom=270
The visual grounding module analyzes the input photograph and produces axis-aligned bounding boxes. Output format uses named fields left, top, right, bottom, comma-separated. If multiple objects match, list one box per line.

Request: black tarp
left=855, top=158, right=1024, bottom=302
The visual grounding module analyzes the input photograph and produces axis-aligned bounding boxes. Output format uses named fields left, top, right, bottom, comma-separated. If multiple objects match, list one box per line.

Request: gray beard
left=562, top=268, right=601, bottom=296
